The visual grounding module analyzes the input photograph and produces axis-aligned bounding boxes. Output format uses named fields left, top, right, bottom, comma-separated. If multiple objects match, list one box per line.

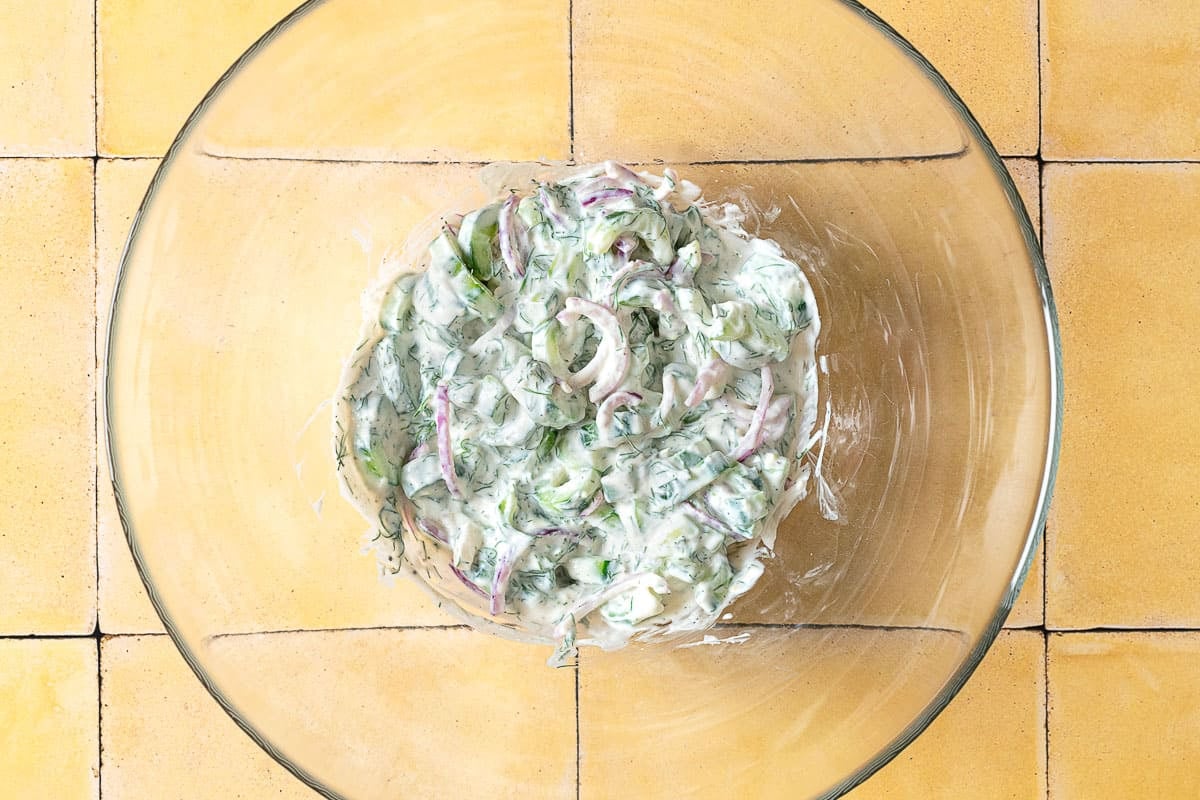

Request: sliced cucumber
left=457, top=202, right=501, bottom=282
left=565, top=557, right=612, bottom=584
left=400, top=451, right=442, bottom=497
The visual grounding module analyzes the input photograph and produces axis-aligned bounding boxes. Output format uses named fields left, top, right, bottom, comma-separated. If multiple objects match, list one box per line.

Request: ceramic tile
left=580, top=627, right=968, bottom=798
left=0, top=159, right=96, bottom=634
left=852, top=630, right=1045, bottom=799
left=202, top=628, right=577, bottom=798
left=100, top=635, right=313, bottom=799
left=0, top=639, right=99, bottom=800
left=1044, top=164, right=1200, bottom=628
left=196, top=0, right=571, bottom=162
left=869, top=0, right=1040, bottom=155
left=572, top=0, right=967, bottom=162
left=95, top=158, right=164, bottom=634
left=1043, top=0, right=1200, bottom=161
left=97, top=0, right=301, bottom=156
left=1048, top=632, right=1200, bottom=799
left=0, top=0, right=95, bottom=156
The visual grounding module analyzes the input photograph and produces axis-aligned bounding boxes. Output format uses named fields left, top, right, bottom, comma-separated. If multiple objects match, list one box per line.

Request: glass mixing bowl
left=106, top=1, right=1061, bottom=797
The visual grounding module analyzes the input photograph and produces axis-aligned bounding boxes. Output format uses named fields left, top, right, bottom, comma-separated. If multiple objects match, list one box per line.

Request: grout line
left=205, top=624, right=470, bottom=640
left=35, top=625, right=1195, bottom=641
left=0, top=151, right=1187, bottom=166
left=1036, top=0, right=1043, bottom=159
left=574, top=662, right=581, bottom=800
left=118, top=150, right=1200, bottom=167
left=1043, top=630, right=1051, bottom=800
left=1041, top=158, right=1200, bottom=165
left=568, top=0, right=575, bottom=161
left=93, top=18, right=102, bottom=729
left=665, top=150, right=970, bottom=165
left=1038, top=158, right=1048, bottom=636
left=187, top=151, right=975, bottom=167
left=712, top=621, right=966, bottom=635
left=197, top=152, right=494, bottom=166
left=95, top=631, right=103, bottom=800
left=1044, top=627, right=1200, bottom=635
left=93, top=0, right=99, bottom=157
left=92, top=0, right=102, bottom=638
left=92, top=152, right=101, bottom=635
left=32, top=621, right=1195, bottom=642
left=0, top=633, right=100, bottom=641
left=0, top=155, right=97, bottom=163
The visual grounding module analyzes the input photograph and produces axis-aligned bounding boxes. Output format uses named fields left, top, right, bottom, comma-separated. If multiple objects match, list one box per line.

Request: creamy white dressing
left=334, top=163, right=820, bottom=664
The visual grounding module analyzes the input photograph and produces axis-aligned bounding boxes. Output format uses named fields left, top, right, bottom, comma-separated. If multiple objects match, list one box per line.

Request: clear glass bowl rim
left=104, top=1, right=1064, bottom=797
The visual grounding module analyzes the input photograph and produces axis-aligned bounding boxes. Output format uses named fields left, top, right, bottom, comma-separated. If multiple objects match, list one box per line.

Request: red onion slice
left=681, top=501, right=747, bottom=541
left=557, top=297, right=630, bottom=401
left=686, top=357, right=729, bottom=408
left=489, top=547, right=516, bottom=616
left=596, top=391, right=642, bottom=443
left=450, top=564, right=487, bottom=599
left=579, top=492, right=605, bottom=518
left=498, top=194, right=525, bottom=278
left=580, top=187, right=635, bottom=207
left=588, top=342, right=629, bottom=403
left=531, top=526, right=584, bottom=539
left=538, top=186, right=570, bottom=228
left=434, top=382, right=463, bottom=499
left=731, top=366, right=775, bottom=462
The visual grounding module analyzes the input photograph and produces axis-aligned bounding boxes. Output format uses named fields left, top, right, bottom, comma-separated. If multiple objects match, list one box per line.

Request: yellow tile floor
left=1, top=0, right=1198, bottom=796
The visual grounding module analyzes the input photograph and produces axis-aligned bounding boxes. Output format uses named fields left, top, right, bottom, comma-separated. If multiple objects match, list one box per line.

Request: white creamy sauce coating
left=334, top=162, right=820, bottom=663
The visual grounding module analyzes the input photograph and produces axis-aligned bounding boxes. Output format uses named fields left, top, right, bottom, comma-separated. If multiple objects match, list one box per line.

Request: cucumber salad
left=335, top=162, right=821, bottom=663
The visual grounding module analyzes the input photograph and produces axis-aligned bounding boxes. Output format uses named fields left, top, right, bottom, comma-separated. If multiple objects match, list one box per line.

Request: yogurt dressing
left=335, top=162, right=821, bottom=663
